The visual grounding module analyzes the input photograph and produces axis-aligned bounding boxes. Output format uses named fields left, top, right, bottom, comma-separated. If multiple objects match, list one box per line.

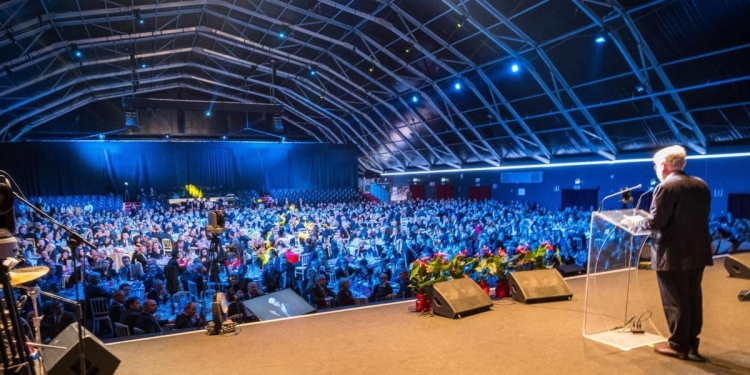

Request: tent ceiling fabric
left=1, top=0, right=749, bottom=173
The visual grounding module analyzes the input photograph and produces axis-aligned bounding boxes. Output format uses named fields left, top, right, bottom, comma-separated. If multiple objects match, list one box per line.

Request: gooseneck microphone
left=598, top=184, right=642, bottom=212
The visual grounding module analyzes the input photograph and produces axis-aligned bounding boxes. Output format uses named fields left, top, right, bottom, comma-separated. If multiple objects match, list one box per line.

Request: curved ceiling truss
left=1, top=0, right=749, bottom=173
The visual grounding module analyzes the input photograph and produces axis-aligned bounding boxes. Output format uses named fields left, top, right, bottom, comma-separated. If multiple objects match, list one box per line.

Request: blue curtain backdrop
left=0, top=142, right=358, bottom=196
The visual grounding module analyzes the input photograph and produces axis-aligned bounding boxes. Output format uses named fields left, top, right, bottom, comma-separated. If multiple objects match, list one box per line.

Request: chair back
left=162, top=238, right=172, bottom=251
left=300, top=252, right=310, bottom=267
left=187, top=280, right=198, bottom=298
left=133, top=327, right=145, bottom=335
left=201, top=289, right=217, bottom=307
left=114, top=322, right=130, bottom=337
left=89, top=297, right=109, bottom=316
left=172, top=291, right=192, bottom=311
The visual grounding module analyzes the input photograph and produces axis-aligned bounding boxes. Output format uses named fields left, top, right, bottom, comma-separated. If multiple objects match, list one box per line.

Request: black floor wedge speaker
left=509, top=269, right=573, bottom=304
left=429, top=278, right=493, bottom=319
left=43, top=324, right=121, bottom=375
left=725, top=252, right=750, bottom=279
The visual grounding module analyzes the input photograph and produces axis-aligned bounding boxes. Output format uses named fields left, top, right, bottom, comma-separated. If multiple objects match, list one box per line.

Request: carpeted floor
left=108, top=257, right=750, bottom=375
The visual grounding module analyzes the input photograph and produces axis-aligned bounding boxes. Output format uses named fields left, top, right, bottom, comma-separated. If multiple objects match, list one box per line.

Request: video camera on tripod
left=207, top=209, right=226, bottom=235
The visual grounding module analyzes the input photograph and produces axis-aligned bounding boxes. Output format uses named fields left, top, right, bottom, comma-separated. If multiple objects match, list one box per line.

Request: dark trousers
left=656, top=267, right=705, bottom=352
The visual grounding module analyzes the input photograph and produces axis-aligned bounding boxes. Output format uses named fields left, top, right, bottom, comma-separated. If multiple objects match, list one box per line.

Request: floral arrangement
left=408, top=252, right=477, bottom=295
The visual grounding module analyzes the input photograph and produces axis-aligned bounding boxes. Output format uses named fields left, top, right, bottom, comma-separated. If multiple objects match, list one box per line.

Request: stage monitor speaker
left=725, top=252, right=750, bottom=279
left=556, top=264, right=586, bottom=277
left=43, top=324, right=121, bottom=375
left=429, top=278, right=493, bottom=319
left=242, top=288, right=316, bottom=321
left=509, top=269, right=573, bottom=304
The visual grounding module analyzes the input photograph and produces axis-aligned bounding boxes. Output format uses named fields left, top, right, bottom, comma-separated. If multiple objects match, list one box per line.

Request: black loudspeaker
left=725, top=252, right=750, bottom=279
left=429, top=278, right=493, bottom=319
left=556, top=264, right=586, bottom=277
left=509, top=269, right=573, bottom=304
left=43, top=324, right=121, bottom=375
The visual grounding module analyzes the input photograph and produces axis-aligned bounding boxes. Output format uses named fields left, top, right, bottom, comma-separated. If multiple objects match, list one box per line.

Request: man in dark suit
left=174, top=301, right=199, bottom=330
left=119, top=297, right=141, bottom=333
left=108, top=290, right=127, bottom=329
left=135, top=299, right=165, bottom=334
left=118, top=256, right=144, bottom=281
left=368, top=273, right=394, bottom=302
left=41, top=301, right=77, bottom=343
left=308, top=274, right=335, bottom=310
left=633, top=145, right=712, bottom=362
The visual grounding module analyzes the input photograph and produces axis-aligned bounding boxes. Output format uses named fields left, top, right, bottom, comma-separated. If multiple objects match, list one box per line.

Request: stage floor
left=108, top=257, right=750, bottom=375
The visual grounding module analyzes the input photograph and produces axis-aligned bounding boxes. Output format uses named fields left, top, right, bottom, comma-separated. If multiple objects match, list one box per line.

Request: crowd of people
left=10, top=192, right=748, bottom=341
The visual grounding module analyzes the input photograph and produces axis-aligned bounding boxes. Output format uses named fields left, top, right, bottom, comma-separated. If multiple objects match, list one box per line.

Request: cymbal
left=9, top=266, right=50, bottom=285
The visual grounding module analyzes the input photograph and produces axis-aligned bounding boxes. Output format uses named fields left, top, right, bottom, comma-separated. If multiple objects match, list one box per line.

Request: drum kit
left=2, top=265, right=68, bottom=375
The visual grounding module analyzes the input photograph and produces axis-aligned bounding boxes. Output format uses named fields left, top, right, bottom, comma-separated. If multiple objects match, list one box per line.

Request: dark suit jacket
left=368, top=283, right=393, bottom=302
left=638, top=170, right=713, bottom=271
left=119, top=310, right=140, bottom=332
left=135, top=312, right=163, bottom=334
left=174, top=313, right=196, bottom=330
left=41, top=311, right=77, bottom=341
left=309, top=285, right=335, bottom=310
left=108, top=302, right=126, bottom=325
left=118, top=263, right=144, bottom=281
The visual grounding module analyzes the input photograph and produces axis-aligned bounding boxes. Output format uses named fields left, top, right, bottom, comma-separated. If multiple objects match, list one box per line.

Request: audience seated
left=14, top=192, right=748, bottom=343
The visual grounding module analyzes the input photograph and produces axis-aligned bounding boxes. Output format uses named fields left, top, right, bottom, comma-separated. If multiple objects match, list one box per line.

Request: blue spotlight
left=595, top=35, right=606, bottom=44
left=98, top=134, right=105, bottom=140
left=139, top=18, right=145, bottom=25
left=278, top=32, right=286, bottom=39
left=310, top=70, right=316, bottom=76
left=511, top=63, right=519, bottom=73
left=141, top=63, right=146, bottom=68
left=411, top=94, right=419, bottom=103
left=205, top=111, right=212, bottom=117
left=454, top=82, right=462, bottom=90
left=75, top=51, right=82, bottom=58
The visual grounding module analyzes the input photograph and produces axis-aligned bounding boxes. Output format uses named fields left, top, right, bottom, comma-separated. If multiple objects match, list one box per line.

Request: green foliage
left=409, top=253, right=476, bottom=294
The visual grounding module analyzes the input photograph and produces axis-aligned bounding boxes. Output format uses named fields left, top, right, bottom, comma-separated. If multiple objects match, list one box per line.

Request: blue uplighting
left=310, top=70, right=316, bottom=76
left=205, top=111, right=212, bottom=117
left=595, top=36, right=606, bottom=44
left=411, top=95, right=419, bottom=103
left=74, top=51, right=82, bottom=58
left=139, top=18, right=145, bottom=25
left=454, top=82, right=462, bottom=90
left=141, top=63, right=146, bottom=68
left=279, top=32, right=286, bottom=39
left=511, top=64, right=519, bottom=73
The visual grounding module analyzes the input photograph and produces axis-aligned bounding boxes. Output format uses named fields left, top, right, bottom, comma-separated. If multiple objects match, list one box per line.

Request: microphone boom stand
left=13, top=192, right=95, bottom=375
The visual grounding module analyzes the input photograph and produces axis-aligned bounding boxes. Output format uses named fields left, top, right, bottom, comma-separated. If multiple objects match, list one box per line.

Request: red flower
left=546, top=243, right=554, bottom=251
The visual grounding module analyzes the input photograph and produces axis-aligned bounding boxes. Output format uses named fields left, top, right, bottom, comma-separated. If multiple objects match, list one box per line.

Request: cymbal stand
left=25, top=287, right=44, bottom=374
left=1, top=259, right=34, bottom=375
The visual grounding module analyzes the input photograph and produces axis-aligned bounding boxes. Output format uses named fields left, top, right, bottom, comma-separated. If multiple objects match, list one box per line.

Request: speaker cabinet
left=555, top=264, right=586, bottom=277
left=725, top=252, right=750, bottom=279
left=429, top=278, right=493, bottom=319
left=43, top=324, right=121, bottom=375
left=509, top=269, right=573, bottom=304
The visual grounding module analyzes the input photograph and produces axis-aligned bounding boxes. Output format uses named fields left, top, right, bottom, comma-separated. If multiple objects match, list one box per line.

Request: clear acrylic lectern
left=582, top=209, right=666, bottom=350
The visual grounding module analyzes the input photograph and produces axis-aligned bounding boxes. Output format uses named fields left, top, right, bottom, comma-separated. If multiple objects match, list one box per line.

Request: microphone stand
left=13, top=192, right=93, bottom=375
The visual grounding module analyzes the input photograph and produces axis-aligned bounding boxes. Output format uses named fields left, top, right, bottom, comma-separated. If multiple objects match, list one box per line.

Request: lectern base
left=584, top=331, right=666, bottom=351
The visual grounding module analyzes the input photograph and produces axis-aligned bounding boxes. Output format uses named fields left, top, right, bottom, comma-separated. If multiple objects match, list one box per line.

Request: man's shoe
left=688, top=350, right=707, bottom=363
left=654, top=343, right=688, bottom=360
